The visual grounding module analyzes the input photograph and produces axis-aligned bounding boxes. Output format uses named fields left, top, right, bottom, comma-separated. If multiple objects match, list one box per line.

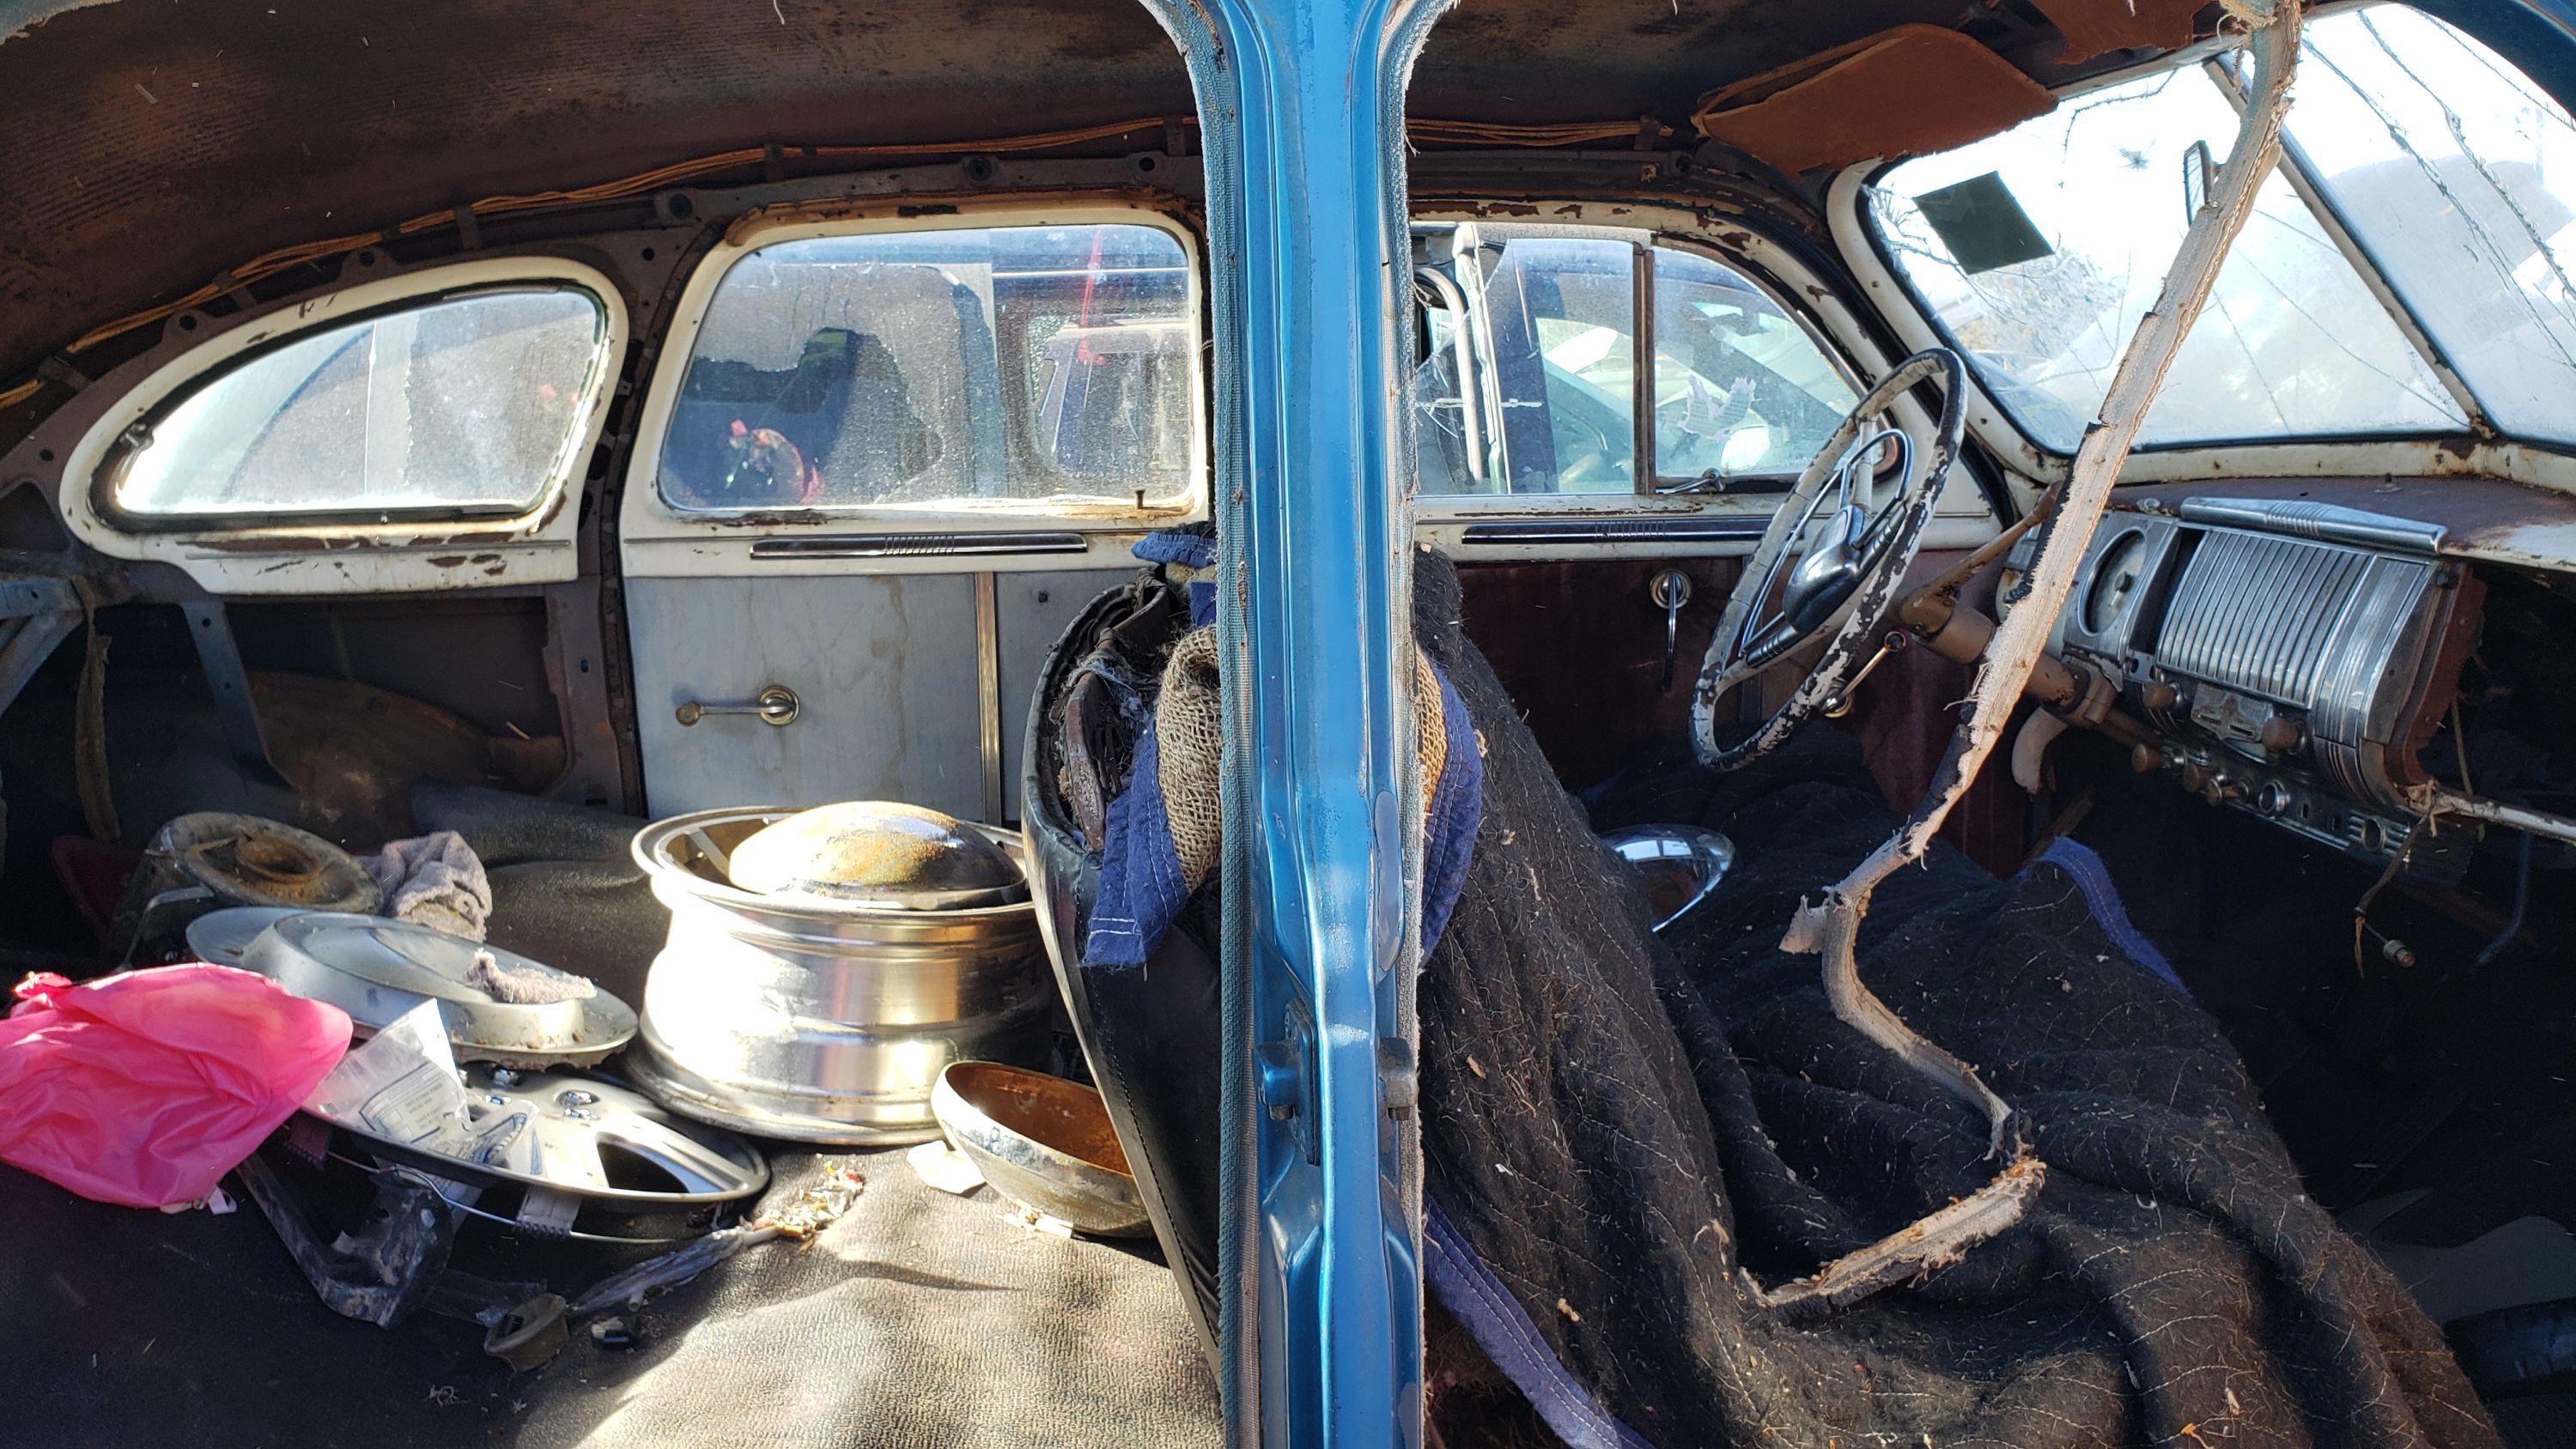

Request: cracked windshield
left=1870, top=3, right=2576, bottom=452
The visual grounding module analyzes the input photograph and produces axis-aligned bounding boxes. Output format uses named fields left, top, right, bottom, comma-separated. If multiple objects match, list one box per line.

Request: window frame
left=86, top=281, right=617, bottom=534
left=48, top=252, right=629, bottom=595
left=620, top=198, right=1210, bottom=550
left=1830, top=1, right=2576, bottom=495
left=65, top=257, right=623, bottom=537
left=1407, top=202, right=2002, bottom=558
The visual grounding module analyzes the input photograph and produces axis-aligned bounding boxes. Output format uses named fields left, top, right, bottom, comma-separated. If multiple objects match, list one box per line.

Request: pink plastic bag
left=0, top=966, right=351, bottom=1209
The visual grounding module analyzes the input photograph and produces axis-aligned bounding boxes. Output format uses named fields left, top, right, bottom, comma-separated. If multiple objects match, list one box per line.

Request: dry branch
left=1763, top=0, right=2305, bottom=1307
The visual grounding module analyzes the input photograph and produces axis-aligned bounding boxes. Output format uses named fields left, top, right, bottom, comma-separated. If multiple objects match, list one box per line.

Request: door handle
left=1650, top=569, right=1693, bottom=692
left=675, top=684, right=800, bottom=728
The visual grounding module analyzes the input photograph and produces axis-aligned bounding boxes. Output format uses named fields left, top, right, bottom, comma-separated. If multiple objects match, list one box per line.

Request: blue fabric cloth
left=1133, top=531, right=1216, bottom=625
left=1423, top=1200, right=1656, bottom=1449
left=1085, top=654, right=1484, bottom=969
left=1419, top=664, right=1482, bottom=955
left=2022, top=836, right=2187, bottom=996
left=1131, top=531, right=1216, bottom=569
left=1085, top=725, right=1191, bottom=967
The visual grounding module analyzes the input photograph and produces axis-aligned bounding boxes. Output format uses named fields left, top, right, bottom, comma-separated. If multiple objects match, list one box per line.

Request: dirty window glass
left=1868, top=52, right=2466, bottom=451
left=108, top=288, right=606, bottom=520
left=1484, top=237, right=1637, bottom=494
left=658, top=223, right=1195, bottom=512
left=1653, top=248, right=1859, bottom=482
left=1415, top=236, right=1857, bottom=495
left=2277, top=6, right=2576, bottom=446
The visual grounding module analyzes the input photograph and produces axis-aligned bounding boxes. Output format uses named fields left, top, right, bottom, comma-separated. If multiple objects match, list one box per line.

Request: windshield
left=1866, top=3, right=2573, bottom=455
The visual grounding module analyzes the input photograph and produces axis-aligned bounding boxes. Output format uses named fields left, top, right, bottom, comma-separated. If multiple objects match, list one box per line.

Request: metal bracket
left=179, top=602, right=287, bottom=785
left=234, top=1149, right=465, bottom=1329
left=1255, top=995, right=1321, bottom=1165
left=0, top=576, right=82, bottom=719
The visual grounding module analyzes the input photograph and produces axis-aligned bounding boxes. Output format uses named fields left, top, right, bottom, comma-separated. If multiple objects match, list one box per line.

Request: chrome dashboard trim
left=2177, top=496, right=2445, bottom=555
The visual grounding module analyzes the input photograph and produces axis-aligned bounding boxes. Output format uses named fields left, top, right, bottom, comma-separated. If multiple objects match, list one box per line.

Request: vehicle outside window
left=100, top=287, right=608, bottom=524
left=1414, top=229, right=1856, bottom=496
left=655, top=221, right=1196, bottom=513
left=1865, top=3, right=2574, bottom=454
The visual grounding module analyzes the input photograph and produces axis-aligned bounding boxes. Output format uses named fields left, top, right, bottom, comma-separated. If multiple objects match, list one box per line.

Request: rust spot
left=428, top=555, right=468, bottom=567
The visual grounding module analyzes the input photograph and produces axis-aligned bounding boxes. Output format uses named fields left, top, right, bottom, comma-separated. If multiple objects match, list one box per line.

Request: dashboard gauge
left=2084, top=528, right=2149, bottom=636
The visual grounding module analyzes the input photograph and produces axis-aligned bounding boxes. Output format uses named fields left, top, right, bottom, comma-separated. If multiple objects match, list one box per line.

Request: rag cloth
left=1084, top=533, right=1484, bottom=967
left=360, top=830, right=492, bottom=941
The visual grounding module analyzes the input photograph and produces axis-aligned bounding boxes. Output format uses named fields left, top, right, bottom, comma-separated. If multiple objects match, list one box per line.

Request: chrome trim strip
left=975, top=571, right=1005, bottom=826
left=749, top=531, right=1092, bottom=560
left=2179, top=496, right=2445, bottom=555
left=1457, top=516, right=1771, bottom=545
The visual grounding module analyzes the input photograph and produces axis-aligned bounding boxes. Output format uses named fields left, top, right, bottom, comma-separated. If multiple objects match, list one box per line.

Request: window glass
left=1415, top=235, right=1859, bottom=496
left=1869, top=52, right=2466, bottom=451
left=659, top=222, right=1195, bottom=512
left=1653, top=248, right=1859, bottom=482
left=108, top=288, right=605, bottom=520
left=2282, top=6, right=2576, bottom=446
left=1483, top=237, right=1637, bottom=494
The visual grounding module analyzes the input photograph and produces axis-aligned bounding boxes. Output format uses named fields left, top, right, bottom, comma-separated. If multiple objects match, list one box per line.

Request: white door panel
left=627, top=574, right=983, bottom=818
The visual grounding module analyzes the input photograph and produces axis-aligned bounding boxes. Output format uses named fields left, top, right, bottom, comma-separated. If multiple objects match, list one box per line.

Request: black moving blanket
left=1412, top=551, right=2496, bottom=1449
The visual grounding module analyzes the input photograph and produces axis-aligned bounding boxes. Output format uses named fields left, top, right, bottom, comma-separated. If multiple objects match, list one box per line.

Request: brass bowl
left=931, top=1062, right=1150, bottom=1237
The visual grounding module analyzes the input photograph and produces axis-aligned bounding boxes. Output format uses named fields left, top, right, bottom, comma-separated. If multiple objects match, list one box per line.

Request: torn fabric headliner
left=0, top=0, right=2187, bottom=385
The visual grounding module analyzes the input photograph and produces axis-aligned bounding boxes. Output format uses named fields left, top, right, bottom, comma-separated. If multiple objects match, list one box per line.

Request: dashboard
left=2030, top=495, right=2485, bottom=878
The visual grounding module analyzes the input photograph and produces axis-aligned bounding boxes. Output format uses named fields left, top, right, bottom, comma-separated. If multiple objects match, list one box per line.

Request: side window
left=1653, top=248, right=1860, bottom=482
left=657, top=221, right=1197, bottom=513
left=1486, top=237, right=1637, bottom=494
left=100, top=288, right=609, bottom=524
left=1415, top=231, right=1856, bottom=498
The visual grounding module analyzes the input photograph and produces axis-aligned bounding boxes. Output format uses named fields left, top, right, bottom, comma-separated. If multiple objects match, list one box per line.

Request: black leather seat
left=1019, top=575, right=1223, bottom=1358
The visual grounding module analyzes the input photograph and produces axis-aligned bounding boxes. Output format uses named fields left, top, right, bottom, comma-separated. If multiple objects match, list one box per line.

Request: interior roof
left=1412, top=0, right=1990, bottom=126
left=0, top=0, right=2109, bottom=385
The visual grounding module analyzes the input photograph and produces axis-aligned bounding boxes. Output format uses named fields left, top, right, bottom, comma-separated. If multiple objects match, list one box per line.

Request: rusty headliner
left=0, top=0, right=2178, bottom=390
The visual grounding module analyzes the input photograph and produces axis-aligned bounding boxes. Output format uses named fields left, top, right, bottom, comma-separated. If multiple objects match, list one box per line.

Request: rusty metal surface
left=0, top=0, right=2209, bottom=399
left=0, top=0, right=1193, bottom=382
left=2117, top=476, right=2576, bottom=570
left=1414, top=0, right=1978, bottom=130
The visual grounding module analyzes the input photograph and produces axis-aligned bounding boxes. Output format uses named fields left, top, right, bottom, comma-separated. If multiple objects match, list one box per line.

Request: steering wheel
left=1689, top=348, right=1967, bottom=772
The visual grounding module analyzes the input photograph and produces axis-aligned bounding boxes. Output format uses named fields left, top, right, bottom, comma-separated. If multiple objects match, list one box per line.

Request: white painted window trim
left=41, top=253, right=629, bottom=597
left=617, top=199, right=1209, bottom=580
left=1406, top=201, right=2001, bottom=561
left=1825, top=4, right=2576, bottom=500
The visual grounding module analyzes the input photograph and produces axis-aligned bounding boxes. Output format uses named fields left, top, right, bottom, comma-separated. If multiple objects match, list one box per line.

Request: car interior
left=3, top=0, right=2575, bottom=1445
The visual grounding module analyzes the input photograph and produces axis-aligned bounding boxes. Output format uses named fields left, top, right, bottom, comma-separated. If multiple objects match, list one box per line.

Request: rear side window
left=656, top=222, right=1198, bottom=513
left=103, top=288, right=610, bottom=524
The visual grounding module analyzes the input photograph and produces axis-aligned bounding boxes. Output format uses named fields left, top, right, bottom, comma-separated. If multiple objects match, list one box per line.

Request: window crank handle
left=676, top=684, right=801, bottom=727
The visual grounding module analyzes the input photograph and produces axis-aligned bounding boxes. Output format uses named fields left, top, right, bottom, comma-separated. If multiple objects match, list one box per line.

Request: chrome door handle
left=676, top=684, right=800, bottom=728
left=1650, top=568, right=1693, bottom=692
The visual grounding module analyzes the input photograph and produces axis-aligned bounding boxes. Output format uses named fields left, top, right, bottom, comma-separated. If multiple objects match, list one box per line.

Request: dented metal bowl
left=932, top=1062, right=1149, bottom=1237
left=626, top=807, right=1058, bottom=1146
left=1601, top=826, right=1736, bottom=933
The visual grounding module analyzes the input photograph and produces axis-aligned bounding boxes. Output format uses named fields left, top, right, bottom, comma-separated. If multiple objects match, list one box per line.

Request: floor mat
left=0, top=1147, right=1218, bottom=1448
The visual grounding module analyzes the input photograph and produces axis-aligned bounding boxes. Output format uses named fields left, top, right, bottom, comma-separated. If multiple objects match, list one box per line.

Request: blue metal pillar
left=1132, top=0, right=1448, bottom=1441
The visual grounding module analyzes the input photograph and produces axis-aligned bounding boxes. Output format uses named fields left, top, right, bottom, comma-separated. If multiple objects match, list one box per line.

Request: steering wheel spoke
left=1691, top=349, right=1968, bottom=771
